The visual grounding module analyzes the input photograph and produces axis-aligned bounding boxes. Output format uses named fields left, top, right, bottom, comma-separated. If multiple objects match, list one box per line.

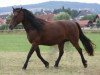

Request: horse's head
left=9, top=7, right=24, bottom=30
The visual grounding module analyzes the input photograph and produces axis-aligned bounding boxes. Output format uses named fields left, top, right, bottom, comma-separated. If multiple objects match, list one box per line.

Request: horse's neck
left=22, top=17, right=47, bottom=33
left=22, top=20, right=34, bottom=33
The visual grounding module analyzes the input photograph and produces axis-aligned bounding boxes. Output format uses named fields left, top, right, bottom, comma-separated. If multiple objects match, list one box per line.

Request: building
left=36, top=14, right=54, bottom=21
left=77, top=20, right=90, bottom=27
left=76, top=10, right=93, bottom=20
left=93, top=14, right=100, bottom=22
left=0, top=18, right=5, bottom=25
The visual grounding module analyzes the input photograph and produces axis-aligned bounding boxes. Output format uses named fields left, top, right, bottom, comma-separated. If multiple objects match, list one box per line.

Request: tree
left=81, top=14, right=96, bottom=21
left=54, top=12, right=71, bottom=20
left=70, top=10, right=79, bottom=19
left=53, top=7, right=79, bottom=19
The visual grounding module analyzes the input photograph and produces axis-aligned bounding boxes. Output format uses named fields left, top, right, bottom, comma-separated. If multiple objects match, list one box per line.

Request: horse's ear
left=12, top=7, right=15, bottom=10
left=20, top=7, right=23, bottom=10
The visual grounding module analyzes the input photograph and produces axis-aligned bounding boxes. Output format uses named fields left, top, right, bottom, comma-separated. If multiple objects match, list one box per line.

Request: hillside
left=0, top=1, right=100, bottom=14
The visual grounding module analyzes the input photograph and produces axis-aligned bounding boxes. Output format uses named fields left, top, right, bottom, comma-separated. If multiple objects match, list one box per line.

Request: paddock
left=0, top=51, right=100, bottom=75
left=0, top=31, right=100, bottom=75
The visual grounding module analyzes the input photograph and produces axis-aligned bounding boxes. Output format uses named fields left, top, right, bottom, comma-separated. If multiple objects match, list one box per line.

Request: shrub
left=0, top=24, right=9, bottom=30
left=54, top=12, right=71, bottom=20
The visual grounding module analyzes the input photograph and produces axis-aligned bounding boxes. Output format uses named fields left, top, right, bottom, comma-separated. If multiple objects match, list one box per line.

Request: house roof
left=77, top=20, right=89, bottom=27
left=78, top=10, right=92, bottom=17
left=36, top=14, right=54, bottom=21
left=0, top=18, right=4, bottom=24
left=0, top=14, right=8, bottom=19
left=93, top=14, right=100, bottom=22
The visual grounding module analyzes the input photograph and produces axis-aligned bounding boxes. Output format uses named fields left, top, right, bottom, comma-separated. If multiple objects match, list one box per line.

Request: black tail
left=76, top=22, right=95, bottom=56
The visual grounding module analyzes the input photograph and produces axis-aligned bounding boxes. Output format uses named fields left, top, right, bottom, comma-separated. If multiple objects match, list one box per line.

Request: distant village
left=0, top=6, right=100, bottom=30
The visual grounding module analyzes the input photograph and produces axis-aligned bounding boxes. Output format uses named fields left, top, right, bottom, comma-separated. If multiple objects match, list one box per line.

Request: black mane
left=22, top=8, right=45, bottom=31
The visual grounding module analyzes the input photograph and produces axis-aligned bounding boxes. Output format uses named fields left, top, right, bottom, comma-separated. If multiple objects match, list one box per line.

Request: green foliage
left=54, top=12, right=71, bottom=20
left=0, top=24, right=9, bottom=30
left=81, top=14, right=96, bottom=21
left=0, top=24, right=24, bottom=30
left=70, top=10, right=79, bottom=19
left=53, top=7, right=79, bottom=19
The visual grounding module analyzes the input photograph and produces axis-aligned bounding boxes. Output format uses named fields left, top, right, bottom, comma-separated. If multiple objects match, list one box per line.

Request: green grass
left=0, top=32, right=99, bottom=52
left=0, top=33, right=51, bottom=52
left=86, top=32, right=100, bottom=51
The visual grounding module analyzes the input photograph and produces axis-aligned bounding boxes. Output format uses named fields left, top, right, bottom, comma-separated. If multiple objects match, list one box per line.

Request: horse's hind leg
left=54, top=42, right=64, bottom=67
left=35, top=47, right=49, bottom=68
left=71, top=41, right=87, bottom=68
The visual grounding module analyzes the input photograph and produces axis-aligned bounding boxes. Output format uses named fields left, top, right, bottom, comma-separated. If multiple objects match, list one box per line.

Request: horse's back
left=40, top=20, right=79, bottom=45
left=51, top=20, right=79, bottom=38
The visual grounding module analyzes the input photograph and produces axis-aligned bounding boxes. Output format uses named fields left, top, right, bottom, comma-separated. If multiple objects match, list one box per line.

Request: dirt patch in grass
left=0, top=51, right=100, bottom=75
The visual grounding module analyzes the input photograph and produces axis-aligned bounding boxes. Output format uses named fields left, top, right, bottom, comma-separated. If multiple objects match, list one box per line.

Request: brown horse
left=9, top=7, right=94, bottom=70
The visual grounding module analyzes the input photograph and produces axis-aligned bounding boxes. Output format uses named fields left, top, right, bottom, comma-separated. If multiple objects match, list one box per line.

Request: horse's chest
left=27, top=31, right=40, bottom=43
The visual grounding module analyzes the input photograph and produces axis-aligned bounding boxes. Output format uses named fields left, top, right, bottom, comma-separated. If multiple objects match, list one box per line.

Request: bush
left=54, top=12, right=71, bottom=20
left=0, top=24, right=24, bottom=30
left=0, top=24, right=9, bottom=30
left=81, top=14, right=96, bottom=21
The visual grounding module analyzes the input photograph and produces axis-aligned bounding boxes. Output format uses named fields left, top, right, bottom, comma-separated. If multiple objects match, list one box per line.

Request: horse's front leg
left=22, top=44, right=36, bottom=70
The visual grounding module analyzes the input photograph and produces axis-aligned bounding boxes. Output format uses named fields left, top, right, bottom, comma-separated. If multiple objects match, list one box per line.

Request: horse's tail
left=75, top=22, right=95, bottom=56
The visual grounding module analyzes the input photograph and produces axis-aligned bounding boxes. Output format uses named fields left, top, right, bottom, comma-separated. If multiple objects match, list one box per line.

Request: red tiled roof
left=77, top=20, right=89, bottom=27
left=0, top=18, right=4, bottom=24
left=36, top=14, right=54, bottom=21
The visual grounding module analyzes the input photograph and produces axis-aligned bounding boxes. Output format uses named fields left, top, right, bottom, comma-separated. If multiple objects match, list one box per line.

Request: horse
left=9, top=7, right=94, bottom=70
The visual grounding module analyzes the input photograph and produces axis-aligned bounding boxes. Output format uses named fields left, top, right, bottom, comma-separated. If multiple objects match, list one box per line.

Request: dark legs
left=54, top=43, right=64, bottom=67
left=22, top=45, right=48, bottom=70
left=22, top=45, right=35, bottom=69
left=22, top=41, right=87, bottom=69
left=72, top=42, right=87, bottom=68
left=76, top=47, right=87, bottom=68
left=35, top=47, right=49, bottom=68
left=54, top=41, right=87, bottom=68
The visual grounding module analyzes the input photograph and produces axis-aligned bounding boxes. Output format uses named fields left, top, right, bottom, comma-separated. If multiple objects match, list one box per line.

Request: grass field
left=0, top=51, right=100, bottom=75
left=0, top=32, right=100, bottom=75
left=0, top=32, right=99, bottom=52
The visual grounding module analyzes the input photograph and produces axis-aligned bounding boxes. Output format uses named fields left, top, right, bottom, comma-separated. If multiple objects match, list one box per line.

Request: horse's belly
left=41, top=38, right=67, bottom=46
left=41, top=41, right=58, bottom=46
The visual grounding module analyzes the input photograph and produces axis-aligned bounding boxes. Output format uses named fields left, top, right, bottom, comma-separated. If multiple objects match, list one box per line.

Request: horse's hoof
left=22, top=67, right=26, bottom=70
left=84, top=60, right=87, bottom=68
left=54, top=64, right=59, bottom=68
left=22, top=65, right=27, bottom=70
left=45, top=65, right=49, bottom=68
left=84, top=64, right=87, bottom=68
left=45, top=62, right=49, bottom=68
left=84, top=63, right=87, bottom=68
